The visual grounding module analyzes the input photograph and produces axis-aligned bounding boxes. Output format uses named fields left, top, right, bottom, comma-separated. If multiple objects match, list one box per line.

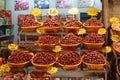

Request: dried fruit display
left=57, top=51, right=81, bottom=65
left=84, top=17, right=103, bottom=26
left=33, top=52, right=56, bottom=65
left=64, top=18, right=82, bottom=27
left=43, top=17, right=61, bottom=27
left=38, top=35, right=59, bottom=44
left=8, top=50, right=33, bottom=63
left=60, top=33, right=82, bottom=44
left=83, top=51, right=105, bottom=64
left=83, top=33, right=104, bottom=43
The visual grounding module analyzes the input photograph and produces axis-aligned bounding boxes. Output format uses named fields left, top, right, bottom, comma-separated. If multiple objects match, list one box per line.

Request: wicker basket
left=43, top=26, right=60, bottom=33
left=60, top=43, right=80, bottom=50
left=83, top=42, right=104, bottom=50
left=58, top=62, right=81, bottom=70
left=38, top=43, right=56, bottom=50
left=7, top=61, right=30, bottom=68
left=21, top=26, right=39, bottom=32
left=82, top=55, right=106, bottom=70
left=113, top=42, right=120, bottom=56
left=83, top=24, right=103, bottom=32
left=63, top=27, right=80, bottom=33
left=31, top=61, right=56, bottom=70
left=111, top=24, right=120, bottom=36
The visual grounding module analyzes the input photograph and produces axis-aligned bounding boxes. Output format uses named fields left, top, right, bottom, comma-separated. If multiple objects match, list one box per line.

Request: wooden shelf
left=0, top=35, right=14, bottom=38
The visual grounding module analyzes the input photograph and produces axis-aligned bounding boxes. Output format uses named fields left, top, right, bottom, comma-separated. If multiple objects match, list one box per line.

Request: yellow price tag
left=68, top=8, right=79, bottom=15
left=47, top=8, right=59, bottom=16
left=8, top=44, right=18, bottom=51
left=47, top=67, right=58, bottom=74
left=109, top=17, right=119, bottom=23
left=98, top=28, right=106, bottom=35
left=36, top=27, right=45, bottom=34
left=31, top=8, right=42, bottom=16
left=111, top=35, right=120, bottom=41
left=77, top=28, right=86, bottom=35
left=102, top=46, right=112, bottom=53
left=0, top=64, right=11, bottom=72
left=87, top=7, right=98, bottom=16
left=52, top=45, right=62, bottom=53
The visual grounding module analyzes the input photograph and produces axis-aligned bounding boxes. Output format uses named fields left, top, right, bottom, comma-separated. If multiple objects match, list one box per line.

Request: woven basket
left=111, top=23, right=120, bottom=36
left=43, top=26, right=60, bottom=33
left=63, top=27, right=80, bottom=33
left=7, top=61, right=30, bottom=68
left=38, top=43, right=56, bottom=50
left=82, top=55, right=106, bottom=70
left=83, top=42, right=104, bottom=50
left=58, top=62, right=81, bottom=70
left=113, top=42, right=120, bottom=56
left=21, top=26, right=39, bottom=32
left=60, top=43, right=80, bottom=50
left=83, top=24, right=103, bottom=32
left=31, top=61, right=56, bottom=71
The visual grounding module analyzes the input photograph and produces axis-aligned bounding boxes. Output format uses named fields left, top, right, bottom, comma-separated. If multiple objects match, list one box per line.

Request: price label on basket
left=52, top=45, right=62, bottom=53
left=98, top=28, right=106, bottom=35
left=86, top=7, right=98, bottom=16
left=36, top=27, right=45, bottom=34
left=77, top=28, right=86, bottom=35
left=47, top=8, right=59, bottom=16
left=102, top=46, right=112, bottom=53
left=111, top=35, right=120, bottom=41
left=68, top=7, right=79, bottom=15
left=47, top=67, right=58, bottom=74
left=31, top=8, right=42, bottom=16
left=8, top=44, right=18, bottom=51
left=109, top=17, right=119, bottom=23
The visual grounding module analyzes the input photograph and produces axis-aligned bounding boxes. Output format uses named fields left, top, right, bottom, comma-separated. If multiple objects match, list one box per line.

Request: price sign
left=87, top=7, right=98, bottom=16
left=102, top=46, right=112, bottom=53
left=47, top=67, right=58, bottom=74
left=47, top=8, right=59, bottom=16
left=98, top=28, right=106, bottom=35
left=31, top=8, right=42, bottom=16
left=109, top=17, right=119, bottom=23
left=68, top=8, right=79, bottom=15
left=52, top=45, right=62, bottom=53
left=77, top=28, right=86, bottom=35
left=36, top=27, right=45, bottom=34
left=0, top=64, right=11, bottom=72
left=111, top=35, right=120, bottom=41
left=8, top=44, right=18, bottom=51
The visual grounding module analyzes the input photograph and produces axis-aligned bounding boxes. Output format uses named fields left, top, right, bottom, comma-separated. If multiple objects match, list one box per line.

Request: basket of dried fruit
left=83, top=17, right=103, bottom=32
left=31, top=52, right=56, bottom=70
left=43, top=18, right=61, bottom=33
left=21, top=15, right=41, bottom=32
left=38, top=35, right=59, bottom=50
left=113, top=42, right=120, bottom=56
left=82, top=51, right=106, bottom=70
left=83, top=33, right=105, bottom=50
left=63, top=18, right=83, bottom=33
left=7, top=49, right=33, bottom=68
left=60, top=33, right=82, bottom=50
left=111, top=22, right=120, bottom=36
left=57, top=51, right=81, bottom=70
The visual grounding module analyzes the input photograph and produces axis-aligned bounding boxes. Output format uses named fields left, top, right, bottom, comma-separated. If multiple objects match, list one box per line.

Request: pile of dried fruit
left=57, top=51, right=81, bottom=65
left=83, top=51, right=105, bottom=64
left=84, top=17, right=103, bottom=26
left=60, top=33, right=82, bottom=44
